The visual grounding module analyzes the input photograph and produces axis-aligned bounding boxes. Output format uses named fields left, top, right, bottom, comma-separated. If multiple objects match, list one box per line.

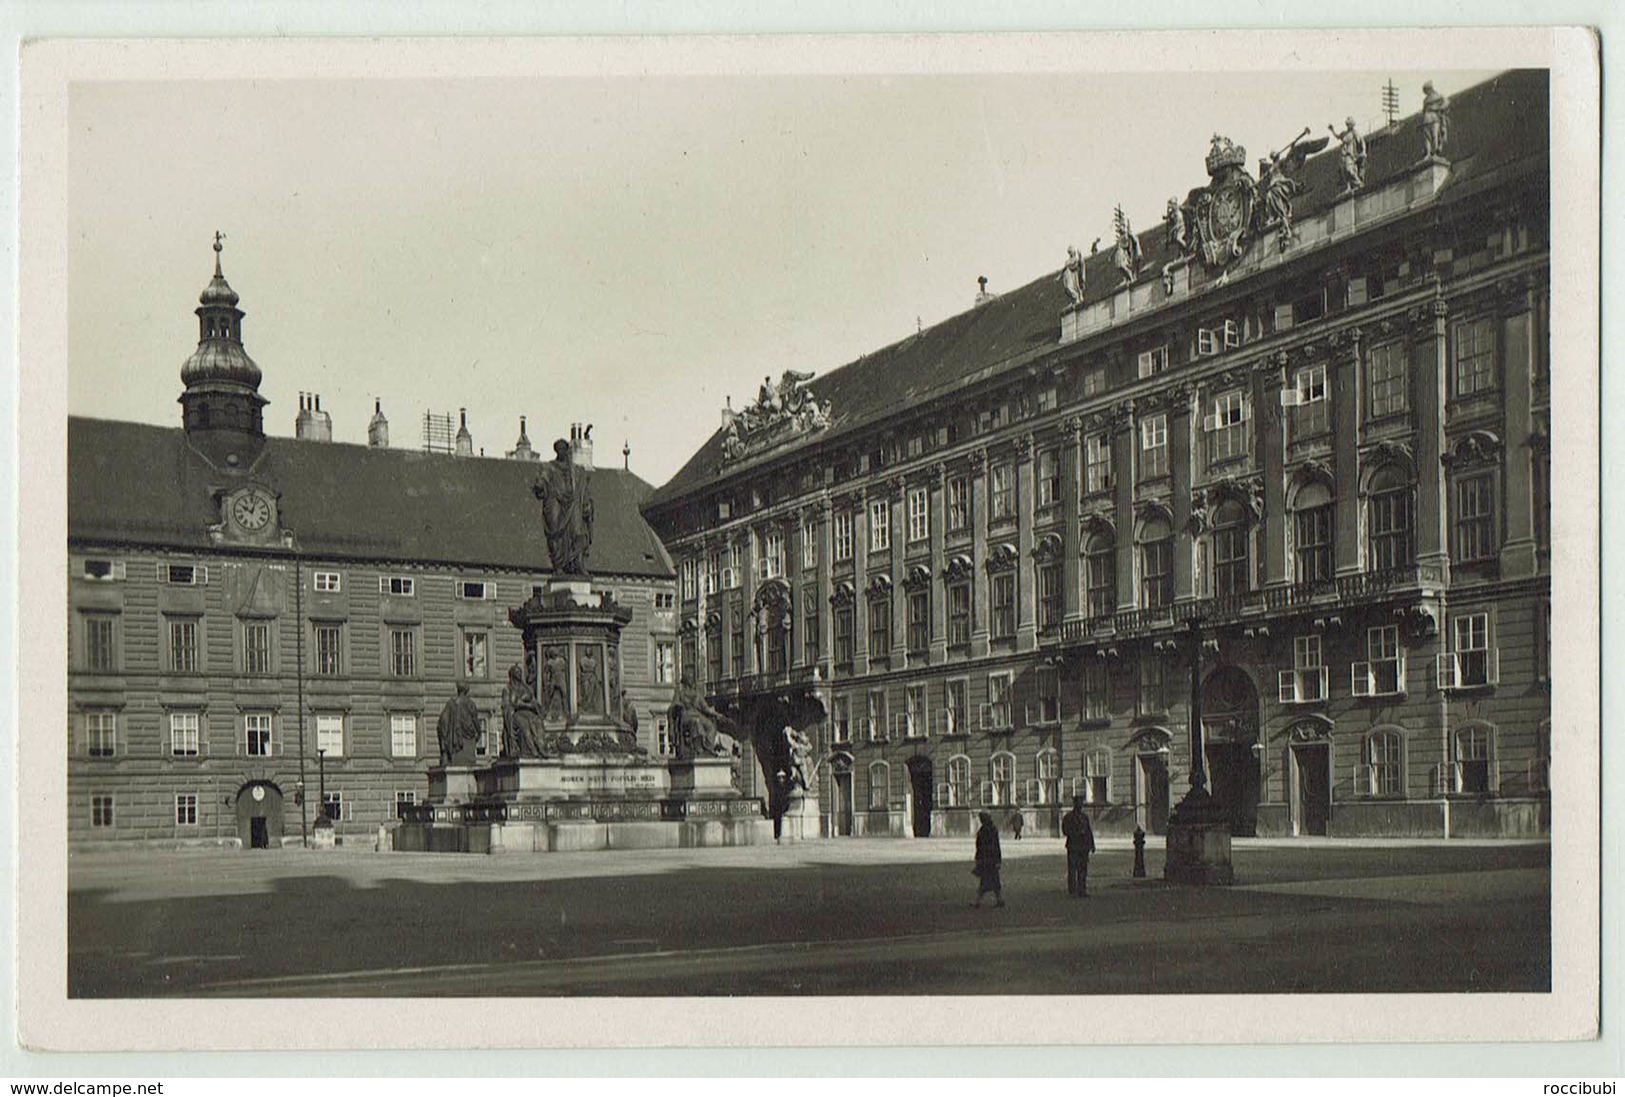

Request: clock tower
left=178, top=233, right=268, bottom=466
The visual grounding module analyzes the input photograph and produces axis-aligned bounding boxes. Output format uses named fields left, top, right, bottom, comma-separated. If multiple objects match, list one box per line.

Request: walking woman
left=971, top=811, right=1005, bottom=908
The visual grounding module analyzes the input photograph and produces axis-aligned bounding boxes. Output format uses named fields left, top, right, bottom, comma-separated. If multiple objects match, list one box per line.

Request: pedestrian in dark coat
left=1010, top=810, right=1025, bottom=840
left=972, top=811, right=1004, bottom=907
left=1061, top=795, right=1096, bottom=897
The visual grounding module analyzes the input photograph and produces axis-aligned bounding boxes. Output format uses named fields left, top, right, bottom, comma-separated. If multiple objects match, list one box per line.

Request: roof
left=68, top=417, right=674, bottom=579
left=646, top=69, right=1548, bottom=511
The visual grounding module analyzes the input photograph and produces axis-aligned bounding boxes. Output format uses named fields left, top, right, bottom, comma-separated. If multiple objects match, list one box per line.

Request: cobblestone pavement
left=67, top=837, right=1550, bottom=997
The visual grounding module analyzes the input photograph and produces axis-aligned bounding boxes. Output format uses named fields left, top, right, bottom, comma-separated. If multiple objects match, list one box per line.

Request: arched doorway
left=1126, top=728, right=1172, bottom=835
left=1287, top=719, right=1334, bottom=836
left=904, top=755, right=934, bottom=837
left=234, top=780, right=284, bottom=849
left=1201, top=666, right=1261, bottom=837
left=829, top=753, right=855, bottom=837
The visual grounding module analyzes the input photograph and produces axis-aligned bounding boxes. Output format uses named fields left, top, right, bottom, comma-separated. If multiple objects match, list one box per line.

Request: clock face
left=232, top=492, right=273, bottom=532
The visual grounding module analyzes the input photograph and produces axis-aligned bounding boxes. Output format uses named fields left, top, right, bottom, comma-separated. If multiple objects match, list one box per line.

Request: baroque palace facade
left=67, top=243, right=678, bottom=849
left=642, top=70, right=1551, bottom=840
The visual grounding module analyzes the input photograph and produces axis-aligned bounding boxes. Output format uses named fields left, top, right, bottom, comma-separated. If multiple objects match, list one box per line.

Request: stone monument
left=1163, top=618, right=1235, bottom=885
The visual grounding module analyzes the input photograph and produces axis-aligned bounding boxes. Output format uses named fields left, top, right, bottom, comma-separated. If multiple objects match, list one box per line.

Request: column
left=1112, top=404, right=1137, bottom=612
left=1259, top=359, right=1289, bottom=586
left=789, top=514, right=806, bottom=668
left=817, top=498, right=834, bottom=668
left=889, top=477, right=908, bottom=665
left=1499, top=277, right=1538, bottom=578
left=1015, top=433, right=1038, bottom=650
left=852, top=488, right=870, bottom=675
left=1060, top=418, right=1083, bottom=622
left=741, top=527, right=759, bottom=677
left=1412, top=298, right=1451, bottom=584
left=969, top=448, right=991, bottom=658
left=928, top=463, right=949, bottom=663
left=1169, top=388, right=1195, bottom=602
left=1332, top=332, right=1363, bottom=577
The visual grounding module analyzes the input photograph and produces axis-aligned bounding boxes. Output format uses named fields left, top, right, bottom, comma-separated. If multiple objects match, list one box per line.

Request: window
left=1137, top=346, right=1169, bottom=378
left=1294, top=489, right=1334, bottom=585
left=1139, top=414, right=1168, bottom=480
left=652, top=590, right=674, bottom=613
left=907, top=487, right=930, bottom=543
left=948, top=581, right=972, bottom=646
left=1034, top=666, right=1061, bottom=724
left=1212, top=506, right=1251, bottom=596
left=168, top=618, right=199, bottom=673
left=990, top=465, right=1014, bottom=522
left=175, top=793, right=199, bottom=827
left=1353, top=625, right=1405, bottom=697
left=86, top=711, right=116, bottom=757
left=946, top=755, right=971, bottom=807
left=868, top=499, right=891, bottom=552
left=242, top=620, right=272, bottom=675
left=1085, top=532, right=1117, bottom=618
left=681, top=559, right=697, bottom=600
left=459, top=580, right=493, bottom=600
left=758, top=528, right=785, bottom=580
left=729, top=611, right=744, bottom=678
left=315, top=713, right=344, bottom=757
left=802, top=589, right=820, bottom=658
left=1085, top=434, right=1113, bottom=494
left=1368, top=468, right=1415, bottom=571
left=84, top=614, right=117, bottom=672
left=1083, top=749, right=1112, bottom=804
left=461, top=630, right=489, bottom=679
left=1533, top=447, right=1550, bottom=553
left=1037, top=561, right=1062, bottom=631
left=868, top=597, right=891, bottom=656
left=1082, top=366, right=1107, bottom=397
left=1453, top=316, right=1497, bottom=397
left=395, top=790, right=419, bottom=817
left=990, top=572, right=1016, bottom=640
left=391, top=713, right=419, bottom=758
left=903, top=684, right=927, bottom=738
left=1453, top=726, right=1495, bottom=794
left=868, top=761, right=890, bottom=810
left=82, top=558, right=124, bottom=581
left=866, top=691, right=887, bottom=742
left=984, top=674, right=1014, bottom=731
left=1140, top=520, right=1173, bottom=609
left=1280, top=635, right=1328, bottom=703
left=705, top=622, right=722, bottom=685
left=390, top=628, right=417, bottom=677
left=833, top=603, right=854, bottom=665
left=728, top=542, right=744, bottom=587
left=654, top=640, right=676, bottom=685
left=1081, top=660, right=1110, bottom=721
left=1034, top=749, right=1061, bottom=805
left=244, top=713, right=273, bottom=757
left=907, top=589, right=929, bottom=653
left=1037, top=450, right=1061, bottom=507
left=704, top=552, right=722, bottom=596
left=321, top=791, right=348, bottom=823
left=1206, top=390, right=1250, bottom=464
left=802, top=520, right=817, bottom=569
left=655, top=714, right=675, bottom=757
left=165, top=563, right=205, bottom=585
left=170, top=711, right=201, bottom=757
left=91, top=795, right=114, bottom=829
left=832, top=695, right=852, bottom=744
left=833, top=511, right=854, bottom=561
left=314, top=623, right=343, bottom=676
left=988, top=753, right=1015, bottom=806
left=1364, top=731, right=1403, bottom=796
left=381, top=575, right=415, bottom=596
left=1440, top=613, right=1497, bottom=689
left=943, top=679, right=968, bottom=736
left=947, top=476, right=970, bottom=532
left=1367, top=341, right=1408, bottom=418
left=1455, top=473, right=1496, bottom=563
left=1287, top=363, right=1329, bottom=438
left=1138, top=658, right=1167, bottom=716
left=765, top=620, right=787, bottom=674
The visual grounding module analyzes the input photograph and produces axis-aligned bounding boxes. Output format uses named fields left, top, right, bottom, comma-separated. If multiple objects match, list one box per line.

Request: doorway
left=1292, top=742, right=1332, bottom=836
left=905, top=756, right=934, bottom=838
left=832, top=769, right=854, bottom=837
left=234, top=781, right=284, bottom=849
left=1201, top=666, right=1262, bottom=837
left=250, top=817, right=269, bottom=849
left=1137, top=752, right=1171, bottom=835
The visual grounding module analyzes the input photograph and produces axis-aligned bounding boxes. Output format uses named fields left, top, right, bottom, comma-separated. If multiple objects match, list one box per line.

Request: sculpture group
left=721, top=370, right=832, bottom=461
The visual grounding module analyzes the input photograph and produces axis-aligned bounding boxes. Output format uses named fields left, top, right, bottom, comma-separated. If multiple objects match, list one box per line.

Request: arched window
left=1085, top=530, right=1117, bottom=618
left=988, top=751, right=1016, bottom=806
left=1083, top=748, right=1112, bottom=804
left=1368, top=466, right=1415, bottom=572
left=946, top=754, right=972, bottom=807
left=1452, top=725, right=1497, bottom=795
left=1033, top=748, right=1061, bottom=805
left=867, top=760, right=890, bottom=810
left=1139, top=517, right=1173, bottom=609
left=1363, top=727, right=1404, bottom=797
left=1212, top=501, right=1252, bottom=596
left=1293, top=481, right=1335, bottom=584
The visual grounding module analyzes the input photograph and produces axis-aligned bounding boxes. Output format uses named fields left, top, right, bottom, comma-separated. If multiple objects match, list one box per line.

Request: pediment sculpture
left=721, top=369, right=833, bottom=463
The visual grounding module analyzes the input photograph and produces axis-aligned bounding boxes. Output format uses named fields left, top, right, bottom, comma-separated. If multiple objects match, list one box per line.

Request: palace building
left=67, top=242, right=678, bottom=848
left=642, top=70, right=1551, bottom=840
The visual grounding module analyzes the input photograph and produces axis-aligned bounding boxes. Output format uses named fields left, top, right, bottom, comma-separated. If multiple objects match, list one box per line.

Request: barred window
left=242, top=621, right=272, bottom=675
left=390, top=628, right=417, bottom=677
left=314, top=623, right=343, bottom=676
left=168, top=618, right=199, bottom=673
left=84, top=614, right=117, bottom=672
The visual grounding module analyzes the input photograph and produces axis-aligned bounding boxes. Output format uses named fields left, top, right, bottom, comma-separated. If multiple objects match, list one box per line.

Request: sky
left=67, top=65, right=1499, bottom=488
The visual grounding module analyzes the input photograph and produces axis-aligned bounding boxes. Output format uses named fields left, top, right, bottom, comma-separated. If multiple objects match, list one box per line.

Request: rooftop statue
left=1422, top=81, right=1451, bottom=159
left=1328, top=116, right=1367, bottom=192
left=1257, top=127, right=1328, bottom=252
left=1111, top=206, right=1141, bottom=287
left=720, top=368, right=831, bottom=462
left=532, top=438, right=594, bottom=575
left=1061, top=245, right=1086, bottom=305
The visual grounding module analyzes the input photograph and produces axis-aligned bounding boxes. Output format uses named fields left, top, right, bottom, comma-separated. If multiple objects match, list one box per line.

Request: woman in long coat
left=972, top=811, right=1005, bottom=908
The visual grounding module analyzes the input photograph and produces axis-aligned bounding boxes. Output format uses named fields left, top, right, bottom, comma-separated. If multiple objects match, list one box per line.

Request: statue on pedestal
left=784, top=725, right=813, bottom=791
left=1328, top=116, right=1367, bottom=192
left=1061, top=245, right=1086, bottom=306
left=501, top=659, right=547, bottom=758
left=669, top=674, right=738, bottom=761
left=540, top=644, right=570, bottom=722
left=1422, top=81, right=1451, bottom=159
left=532, top=439, right=594, bottom=575
left=436, top=683, right=482, bottom=766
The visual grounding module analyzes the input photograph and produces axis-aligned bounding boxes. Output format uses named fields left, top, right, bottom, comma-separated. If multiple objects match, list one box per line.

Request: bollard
left=1132, top=826, right=1147, bottom=878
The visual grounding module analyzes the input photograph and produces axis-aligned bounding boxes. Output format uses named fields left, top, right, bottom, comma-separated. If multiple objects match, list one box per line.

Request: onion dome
left=180, top=232, right=262, bottom=389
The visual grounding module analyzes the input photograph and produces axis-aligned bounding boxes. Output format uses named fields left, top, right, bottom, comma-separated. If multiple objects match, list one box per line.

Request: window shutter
left=1435, top=652, right=1459, bottom=690
left=1277, top=669, right=1297, bottom=703
left=978, top=780, right=994, bottom=806
left=1351, top=662, right=1372, bottom=697
left=1280, top=388, right=1304, bottom=408
left=1315, top=666, right=1329, bottom=700
left=1202, top=413, right=1217, bottom=432
left=1489, top=646, right=1501, bottom=685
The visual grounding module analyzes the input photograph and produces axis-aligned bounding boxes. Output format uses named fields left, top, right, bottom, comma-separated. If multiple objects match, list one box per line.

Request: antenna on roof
left=623, top=440, right=631, bottom=470
left=1382, top=79, right=1400, bottom=128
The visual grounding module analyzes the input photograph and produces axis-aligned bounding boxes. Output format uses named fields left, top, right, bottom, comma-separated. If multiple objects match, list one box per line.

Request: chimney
left=300, top=393, right=332, bottom=442
left=455, top=408, right=474, bottom=457
left=294, top=392, right=315, bottom=440
left=508, top=415, right=536, bottom=461
left=569, top=422, right=595, bottom=471
left=974, top=275, right=996, bottom=307
left=368, top=398, right=389, bottom=448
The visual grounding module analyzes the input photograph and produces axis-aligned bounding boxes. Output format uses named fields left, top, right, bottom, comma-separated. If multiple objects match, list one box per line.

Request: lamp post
left=317, top=748, right=328, bottom=821
left=1162, top=613, right=1235, bottom=885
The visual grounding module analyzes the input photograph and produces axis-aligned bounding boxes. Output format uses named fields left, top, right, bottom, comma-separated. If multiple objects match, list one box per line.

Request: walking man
left=1061, top=795, right=1096, bottom=897
left=971, top=811, right=1005, bottom=908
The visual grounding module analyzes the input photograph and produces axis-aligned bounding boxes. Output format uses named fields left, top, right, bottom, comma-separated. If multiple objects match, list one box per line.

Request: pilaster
left=1015, top=432, right=1038, bottom=650
left=1498, top=276, right=1539, bottom=578
left=928, top=463, right=949, bottom=663
left=1060, top=418, right=1083, bottom=622
left=1331, top=330, right=1363, bottom=577
left=1260, top=358, right=1288, bottom=587
left=969, top=447, right=991, bottom=658
left=1111, top=402, right=1137, bottom=612
left=1411, top=298, right=1451, bottom=584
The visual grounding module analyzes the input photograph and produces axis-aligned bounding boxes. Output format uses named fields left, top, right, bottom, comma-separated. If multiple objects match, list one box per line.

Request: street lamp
left=317, top=747, right=328, bottom=821
left=1162, top=613, right=1235, bottom=885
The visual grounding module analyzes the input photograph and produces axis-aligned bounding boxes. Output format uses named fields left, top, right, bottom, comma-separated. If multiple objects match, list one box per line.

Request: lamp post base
left=1163, top=786, right=1234, bottom=886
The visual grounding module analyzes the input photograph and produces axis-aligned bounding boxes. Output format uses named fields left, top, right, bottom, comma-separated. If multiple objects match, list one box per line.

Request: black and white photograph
left=13, top=26, right=1602, bottom=1055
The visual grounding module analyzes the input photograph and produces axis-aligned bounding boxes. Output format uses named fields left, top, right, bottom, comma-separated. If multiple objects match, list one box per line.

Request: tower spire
left=213, top=230, right=225, bottom=277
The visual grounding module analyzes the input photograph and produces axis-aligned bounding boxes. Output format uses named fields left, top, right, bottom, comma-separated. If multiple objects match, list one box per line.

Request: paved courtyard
left=67, top=837, right=1550, bottom=997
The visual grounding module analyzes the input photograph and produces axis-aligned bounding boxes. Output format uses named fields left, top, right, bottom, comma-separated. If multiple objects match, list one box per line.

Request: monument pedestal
left=1162, top=786, right=1234, bottom=886
left=428, top=765, right=479, bottom=803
